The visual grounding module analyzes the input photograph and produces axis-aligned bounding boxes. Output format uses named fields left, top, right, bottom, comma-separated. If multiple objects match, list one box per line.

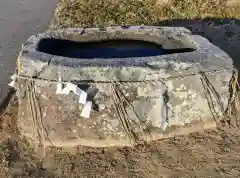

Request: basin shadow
left=154, top=18, right=240, bottom=70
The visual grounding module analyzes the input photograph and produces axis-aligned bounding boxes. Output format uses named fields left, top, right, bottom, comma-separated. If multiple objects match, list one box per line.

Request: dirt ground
left=0, top=95, right=240, bottom=178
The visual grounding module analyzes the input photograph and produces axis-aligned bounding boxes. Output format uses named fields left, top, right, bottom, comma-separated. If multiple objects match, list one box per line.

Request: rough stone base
left=17, top=72, right=223, bottom=148
left=19, top=114, right=217, bottom=148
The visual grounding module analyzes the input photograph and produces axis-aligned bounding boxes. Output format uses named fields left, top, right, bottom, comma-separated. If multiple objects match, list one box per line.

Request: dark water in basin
left=37, top=38, right=194, bottom=59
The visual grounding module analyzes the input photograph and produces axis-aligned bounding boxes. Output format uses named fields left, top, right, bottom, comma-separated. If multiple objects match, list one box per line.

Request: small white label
left=56, top=82, right=88, bottom=104
left=76, top=87, right=83, bottom=96
left=66, top=83, right=85, bottom=96
left=56, top=76, right=63, bottom=94
left=11, top=74, right=17, bottom=80
left=66, top=83, right=77, bottom=93
left=161, top=121, right=169, bottom=131
left=56, top=83, right=63, bottom=94
left=61, top=87, right=70, bottom=95
left=8, top=81, right=16, bottom=88
left=78, top=91, right=87, bottom=104
left=80, top=101, right=92, bottom=118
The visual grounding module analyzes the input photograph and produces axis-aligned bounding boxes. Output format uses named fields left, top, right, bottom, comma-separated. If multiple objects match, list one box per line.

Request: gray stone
left=15, top=26, right=234, bottom=147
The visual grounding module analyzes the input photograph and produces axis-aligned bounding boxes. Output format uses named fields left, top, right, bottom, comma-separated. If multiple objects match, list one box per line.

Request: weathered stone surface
left=16, top=26, right=234, bottom=147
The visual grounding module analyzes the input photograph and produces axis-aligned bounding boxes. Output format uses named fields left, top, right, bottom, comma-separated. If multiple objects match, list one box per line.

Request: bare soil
left=0, top=96, right=240, bottom=178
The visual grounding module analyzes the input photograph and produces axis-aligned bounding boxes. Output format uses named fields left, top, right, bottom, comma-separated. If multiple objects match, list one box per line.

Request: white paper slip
left=66, top=83, right=77, bottom=93
left=161, top=121, right=169, bottom=131
left=76, top=87, right=83, bottom=96
left=80, top=101, right=92, bottom=118
left=66, top=83, right=79, bottom=94
left=8, top=81, right=16, bottom=88
left=66, top=83, right=82, bottom=95
left=78, top=91, right=87, bottom=104
left=56, top=75, right=63, bottom=94
left=56, top=83, right=63, bottom=94
left=61, top=87, right=70, bottom=95
left=11, top=74, right=17, bottom=80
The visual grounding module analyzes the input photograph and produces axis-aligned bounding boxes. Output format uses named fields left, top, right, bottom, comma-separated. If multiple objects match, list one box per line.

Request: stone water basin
left=16, top=26, right=233, bottom=147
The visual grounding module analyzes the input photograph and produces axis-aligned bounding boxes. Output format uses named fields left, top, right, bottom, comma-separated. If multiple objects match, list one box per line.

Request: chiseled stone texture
left=16, top=26, right=233, bottom=146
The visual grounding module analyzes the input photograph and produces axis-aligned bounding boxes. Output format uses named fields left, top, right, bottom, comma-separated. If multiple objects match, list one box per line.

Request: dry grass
left=50, top=0, right=240, bottom=29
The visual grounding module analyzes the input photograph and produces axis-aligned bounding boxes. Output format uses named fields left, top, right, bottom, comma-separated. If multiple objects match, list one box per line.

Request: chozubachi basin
left=15, top=26, right=234, bottom=148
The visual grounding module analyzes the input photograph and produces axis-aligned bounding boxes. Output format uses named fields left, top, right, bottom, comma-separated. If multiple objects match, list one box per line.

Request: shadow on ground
left=154, top=18, right=240, bottom=69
